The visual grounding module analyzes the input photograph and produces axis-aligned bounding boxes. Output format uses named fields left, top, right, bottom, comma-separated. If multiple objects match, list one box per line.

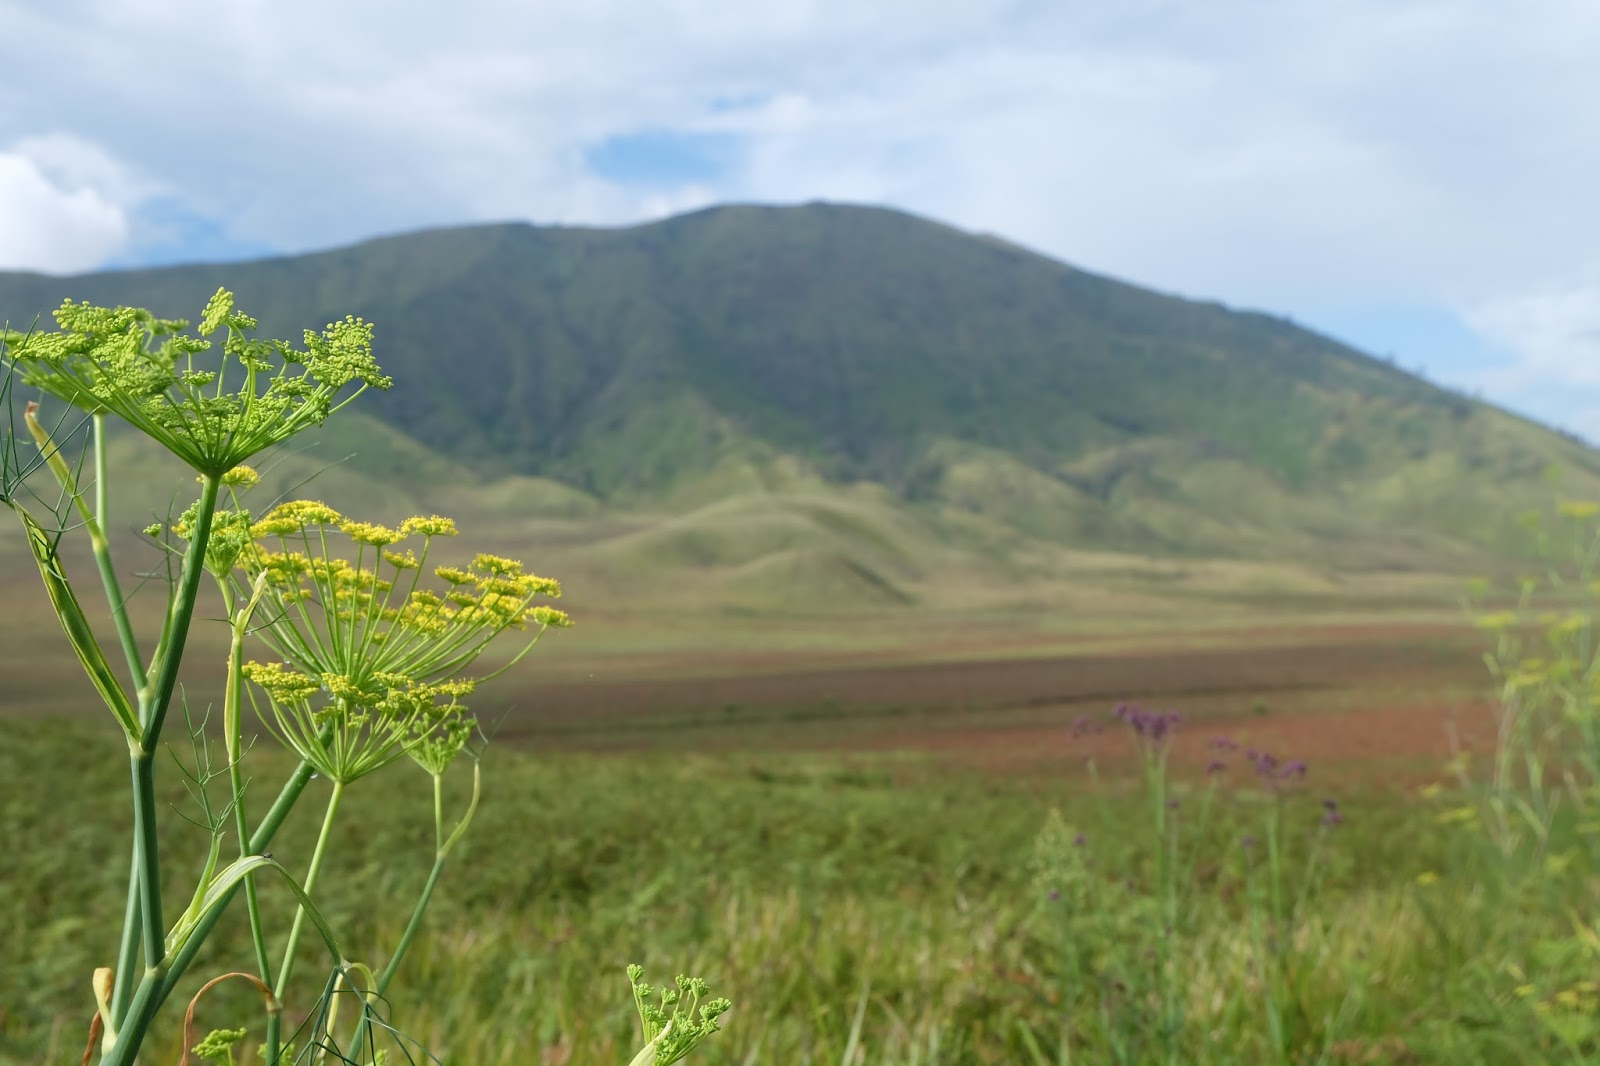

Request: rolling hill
left=2, top=202, right=1595, bottom=627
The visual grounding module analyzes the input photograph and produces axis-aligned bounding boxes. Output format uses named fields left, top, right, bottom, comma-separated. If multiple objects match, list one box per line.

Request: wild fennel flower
left=190, top=1027, right=248, bottom=1064
left=167, top=497, right=570, bottom=780
left=626, top=965, right=732, bottom=1066
left=172, top=498, right=571, bottom=690
left=242, top=663, right=473, bottom=783
left=1, top=289, right=390, bottom=476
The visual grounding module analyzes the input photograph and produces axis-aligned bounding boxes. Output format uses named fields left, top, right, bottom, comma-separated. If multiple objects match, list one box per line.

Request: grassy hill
left=1, top=202, right=1596, bottom=633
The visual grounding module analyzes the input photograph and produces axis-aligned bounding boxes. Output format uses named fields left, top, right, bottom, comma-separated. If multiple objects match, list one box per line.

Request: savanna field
left=10, top=601, right=1600, bottom=1065
left=7, top=223, right=1600, bottom=1065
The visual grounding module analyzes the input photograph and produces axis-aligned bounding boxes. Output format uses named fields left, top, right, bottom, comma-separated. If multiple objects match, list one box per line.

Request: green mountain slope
left=2, top=202, right=1597, bottom=616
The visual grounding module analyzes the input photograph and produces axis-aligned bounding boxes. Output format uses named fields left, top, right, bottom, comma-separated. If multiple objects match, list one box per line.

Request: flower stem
left=104, top=739, right=331, bottom=1064
left=128, top=746, right=163, bottom=970
left=275, top=779, right=346, bottom=1003
left=350, top=764, right=479, bottom=1061
left=120, top=472, right=221, bottom=988
left=226, top=583, right=276, bottom=990
left=90, top=414, right=145, bottom=691
left=108, top=842, right=141, bottom=1030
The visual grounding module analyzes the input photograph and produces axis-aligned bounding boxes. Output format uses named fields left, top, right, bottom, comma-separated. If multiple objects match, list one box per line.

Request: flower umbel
left=241, top=662, right=474, bottom=783
left=1, top=289, right=391, bottom=476
left=185, top=499, right=571, bottom=690
left=626, top=965, right=733, bottom=1066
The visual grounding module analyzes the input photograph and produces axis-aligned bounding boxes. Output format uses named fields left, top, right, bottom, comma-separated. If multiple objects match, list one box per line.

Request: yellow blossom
left=401, top=515, right=458, bottom=537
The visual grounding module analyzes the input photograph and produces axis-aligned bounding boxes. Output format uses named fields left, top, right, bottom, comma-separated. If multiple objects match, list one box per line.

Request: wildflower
left=1069, top=714, right=1103, bottom=738
left=528, top=605, right=573, bottom=628
left=626, top=965, right=732, bottom=1066
left=219, top=465, right=260, bottom=489
left=339, top=520, right=403, bottom=546
left=1206, top=759, right=1227, bottom=775
left=230, top=505, right=571, bottom=688
left=401, top=515, right=458, bottom=537
left=191, top=1027, right=248, bottom=1064
left=245, top=666, right=475, bottom=784
left=1114, top=703, right=1181, bottom=745
left=1279, top=760, right=1309, bottom=780
left=1, top=290, right=390, bottom=475
left=1321, top=798, right=1344, bottom=827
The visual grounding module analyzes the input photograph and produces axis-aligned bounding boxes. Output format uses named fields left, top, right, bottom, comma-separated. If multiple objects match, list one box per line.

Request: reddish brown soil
left=493, top=626, right=1492, bottom=782
left=851, top=698, right=1500, bottom=783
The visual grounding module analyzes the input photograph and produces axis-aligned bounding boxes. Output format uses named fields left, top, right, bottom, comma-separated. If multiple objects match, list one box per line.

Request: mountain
left=2, top=202, right=1597, bottom=620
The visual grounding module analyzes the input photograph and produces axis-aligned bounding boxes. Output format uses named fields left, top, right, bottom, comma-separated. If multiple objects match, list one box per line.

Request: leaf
left=10, top=503, right=140, bottom=742
left=166, top=854, right=345, bottom=964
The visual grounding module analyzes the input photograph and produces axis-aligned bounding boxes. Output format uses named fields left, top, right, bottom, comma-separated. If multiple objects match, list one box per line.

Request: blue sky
left=3, top=0, right=1599, bottom=441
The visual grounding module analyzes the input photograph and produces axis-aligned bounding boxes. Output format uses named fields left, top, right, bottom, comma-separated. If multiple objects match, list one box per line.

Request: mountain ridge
left=2, top=202, right=1596, bottom=604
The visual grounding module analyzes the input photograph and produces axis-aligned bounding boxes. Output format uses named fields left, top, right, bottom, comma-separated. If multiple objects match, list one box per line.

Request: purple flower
left=1321, top=798, right=1344, bottom=827
left=1243, top=749, right=1309, bottom=791
left=1206, top=759, right=1227, bottom=775
left=1072, top=833, right=1087, bottom=847
left=1241, top=835, right=1257, bottom=851
left=1115, top=703, right=1182, bottom=747
left=1048, top=889, right=1062, bottom=901
left=1069, top=714, right=1103, bottom=739
left=1210, top=736, right=1239, bottom=752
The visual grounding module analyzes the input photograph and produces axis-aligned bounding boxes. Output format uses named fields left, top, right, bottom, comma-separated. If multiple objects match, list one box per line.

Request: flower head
left=2, top=290, right=390, bottom=476
left=1114, top=703, right=1181, bottom=753
left=626, top=965, right=732, bottom=1066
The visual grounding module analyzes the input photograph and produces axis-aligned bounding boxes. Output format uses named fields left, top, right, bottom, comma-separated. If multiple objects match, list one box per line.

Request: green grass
left=6, top=710, right=1598, bottom=1065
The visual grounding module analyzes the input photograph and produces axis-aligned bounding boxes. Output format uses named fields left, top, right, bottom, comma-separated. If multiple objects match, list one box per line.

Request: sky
left=2, top=0, right=1598, bottom=441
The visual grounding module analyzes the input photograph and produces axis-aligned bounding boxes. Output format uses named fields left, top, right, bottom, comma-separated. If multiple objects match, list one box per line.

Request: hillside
left=2, top=202, right=1597, bottom=625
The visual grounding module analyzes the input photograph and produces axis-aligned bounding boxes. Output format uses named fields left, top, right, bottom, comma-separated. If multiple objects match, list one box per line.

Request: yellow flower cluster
left=236, top=501, right=569, bottom=687
left=250, top=500, right=344, bottom=538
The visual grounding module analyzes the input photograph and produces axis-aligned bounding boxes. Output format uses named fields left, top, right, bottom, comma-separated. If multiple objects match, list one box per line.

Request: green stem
left=91, top=414, right=145, bottom=691
left=252, top=752, right=324, bottom=855
left=352, top=764, right=479, bottom=1061
left=102, top=964, right=168, bottom=1066
left=104, top=748, right=329, bottom=1065
left=119, top=473, right=221, bottom=987
left=378, top=856, right=446, bottom=997
left=275, top=779, right=346, bottom=1000
left=226, top=588, right=276, bottom=989
left=128, top=747, right=163, bottom=970
left=140, top=472, right=219, bottom=738
left=108, top=842, right=141, bottom=1029
left=344, top=854, right=444, bottom=1063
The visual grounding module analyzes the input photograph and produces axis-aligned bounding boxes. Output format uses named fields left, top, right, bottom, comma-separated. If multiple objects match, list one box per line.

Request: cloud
left=1465, top=280, right=1600, bottom=391
left=0, top=141, right=130, bottom=274
left=5, top=0, right=1600, bottom=437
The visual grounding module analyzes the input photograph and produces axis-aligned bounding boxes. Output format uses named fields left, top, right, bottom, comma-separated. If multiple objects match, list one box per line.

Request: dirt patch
left=495, top=628, right=1489, bottom=760
left=849, top=698, right=1500, bottom=785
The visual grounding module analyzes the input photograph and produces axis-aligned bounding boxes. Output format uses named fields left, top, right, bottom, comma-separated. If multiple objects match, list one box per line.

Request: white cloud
left=0, top=145, right=130, bottom=274
left=1463, top=278, right=1600, bottom=392
left=4, top=0, right=1600, bottom=435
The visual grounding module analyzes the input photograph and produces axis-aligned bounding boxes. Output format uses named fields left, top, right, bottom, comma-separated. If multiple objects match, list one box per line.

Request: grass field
left=8, top=596, right=1595, bottom=1065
